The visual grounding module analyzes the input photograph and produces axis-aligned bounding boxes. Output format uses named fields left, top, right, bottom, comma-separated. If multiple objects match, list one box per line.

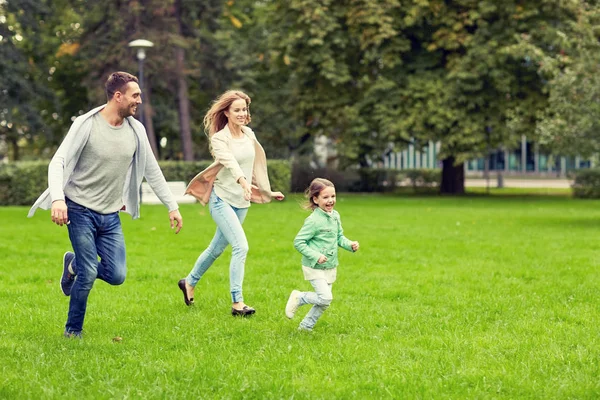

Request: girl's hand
left=317, top=255, right=328, bottom=264
left=351, top=241, right=360, bottom=252
left=271, top=191, right=285, bottom=201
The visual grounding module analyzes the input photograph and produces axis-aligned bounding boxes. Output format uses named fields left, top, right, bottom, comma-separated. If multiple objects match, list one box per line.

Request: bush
left=0, top=161, right=49, bottom=206
left=572, top=168, right=600, bottom=198
left=291, top=162, right=360, bottom=192
left=158, top=161, right=213, bottom=182
left=353, top=168, right=399, bottom=192
left=0, top=159, right=291, bottom=206
left=292, top=163, right=404, bottom=193
left=399, top=169, right=441, bottom=191
left=266, top=159, right=292, bottom=193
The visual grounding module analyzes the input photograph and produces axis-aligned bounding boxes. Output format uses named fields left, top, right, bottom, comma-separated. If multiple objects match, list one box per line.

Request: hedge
left=0, top=160, right=291, bottom=206
left=572, top=168, right=600, bottom=199
left=291, top=163, right=440, bottom=193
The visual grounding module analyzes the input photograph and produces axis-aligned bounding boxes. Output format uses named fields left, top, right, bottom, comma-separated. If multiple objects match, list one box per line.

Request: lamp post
left=128, top=39, right=154, bottom=127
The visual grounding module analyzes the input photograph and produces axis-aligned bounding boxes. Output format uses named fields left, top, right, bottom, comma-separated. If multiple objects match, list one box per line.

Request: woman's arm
left=211, top=133, right=245, bottom=183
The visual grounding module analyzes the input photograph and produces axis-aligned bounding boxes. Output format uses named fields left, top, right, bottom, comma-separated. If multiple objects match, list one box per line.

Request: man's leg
left=95, top=212, right=126, bottom=286
left=65, top=200, right=100, bottom=334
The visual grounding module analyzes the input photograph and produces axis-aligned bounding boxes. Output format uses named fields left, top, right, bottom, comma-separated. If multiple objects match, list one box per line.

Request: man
left=28, top=71, right=183, bottom=338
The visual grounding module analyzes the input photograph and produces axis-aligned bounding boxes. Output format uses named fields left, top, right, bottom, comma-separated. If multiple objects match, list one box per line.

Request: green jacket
left=294, top=207, right=354, bottom=270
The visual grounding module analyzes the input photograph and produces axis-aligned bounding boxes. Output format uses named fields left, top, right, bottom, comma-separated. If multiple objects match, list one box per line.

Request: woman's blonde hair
left=303, top=178, right=335, bottom=210
left=203, top=90, right=252, bottom=138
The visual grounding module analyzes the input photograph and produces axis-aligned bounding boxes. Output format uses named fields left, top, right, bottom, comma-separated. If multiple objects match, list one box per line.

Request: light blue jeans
left=298, top=279, right=333, bottom=331
left=65, top=198, right=127, bottom=334
left=186, top=191, right=249, bottom=303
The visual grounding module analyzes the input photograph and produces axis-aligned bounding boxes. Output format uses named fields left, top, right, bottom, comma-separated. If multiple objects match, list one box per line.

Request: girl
left=180, top=90, right=285, bottom=316
left=286, top=178, right=359, bottom=331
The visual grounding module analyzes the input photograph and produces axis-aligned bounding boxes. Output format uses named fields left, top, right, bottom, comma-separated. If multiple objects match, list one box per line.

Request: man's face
left=117, top=82, right=142, bottom=118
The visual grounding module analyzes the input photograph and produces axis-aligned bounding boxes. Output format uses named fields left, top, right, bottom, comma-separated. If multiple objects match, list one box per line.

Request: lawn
left=1, top=193, right=600, bottom=399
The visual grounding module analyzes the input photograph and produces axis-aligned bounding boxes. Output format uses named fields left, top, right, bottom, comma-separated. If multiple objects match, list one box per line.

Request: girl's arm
left=337, top=217, right=356, bottom=252
left=294, top=218, right=322, bottom=265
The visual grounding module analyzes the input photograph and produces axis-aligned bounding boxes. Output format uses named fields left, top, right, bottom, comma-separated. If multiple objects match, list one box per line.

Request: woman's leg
left=185, top=191, right=231, bottom=288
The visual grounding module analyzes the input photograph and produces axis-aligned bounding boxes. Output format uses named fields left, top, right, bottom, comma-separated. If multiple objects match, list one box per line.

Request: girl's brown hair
left=303, top=178, right=335, bottom=210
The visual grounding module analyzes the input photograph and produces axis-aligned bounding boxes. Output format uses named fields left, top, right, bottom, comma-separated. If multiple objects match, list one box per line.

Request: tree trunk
left=143, top=80, right=160, bottom=159
left=440, top=156, right=465, bottom=194
left=175, top=0, right=194, bottom=161
left=10, top=138, right=19, bottom=161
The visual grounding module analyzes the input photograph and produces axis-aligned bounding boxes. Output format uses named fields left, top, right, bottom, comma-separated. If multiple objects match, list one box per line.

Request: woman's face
left=225, top=98, right=248, bottom=127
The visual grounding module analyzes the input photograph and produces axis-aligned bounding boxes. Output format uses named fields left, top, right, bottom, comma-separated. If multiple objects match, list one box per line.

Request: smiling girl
left=286, top=178, right=359, bottom=331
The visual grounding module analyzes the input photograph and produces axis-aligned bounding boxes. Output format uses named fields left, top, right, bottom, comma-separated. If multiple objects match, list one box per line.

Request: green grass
left=2, top=194, right=600, bottom=399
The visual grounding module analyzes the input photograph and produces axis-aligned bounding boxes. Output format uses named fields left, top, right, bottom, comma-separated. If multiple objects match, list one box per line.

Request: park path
left=465, top=178, right=572, bottom=189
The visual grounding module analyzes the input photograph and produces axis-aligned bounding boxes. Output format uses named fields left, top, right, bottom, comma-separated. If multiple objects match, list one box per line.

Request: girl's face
left=313, top=186, right=336, bottom=213
left=225, top=98, right=248, bottom=127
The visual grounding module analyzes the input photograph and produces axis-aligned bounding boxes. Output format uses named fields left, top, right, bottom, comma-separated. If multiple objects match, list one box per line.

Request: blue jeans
left=65, top=198, right=126, bottom=333
left=298, top=279, right=333, bottom=331
left=186, top=191, right=249, bottom=303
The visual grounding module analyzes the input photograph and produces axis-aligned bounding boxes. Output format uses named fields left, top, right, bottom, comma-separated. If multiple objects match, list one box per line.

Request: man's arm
left=139, top=123, right=183, bottom=233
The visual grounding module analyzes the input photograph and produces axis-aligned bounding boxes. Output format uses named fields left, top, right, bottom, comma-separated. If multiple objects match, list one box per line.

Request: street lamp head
left=128, top=39, right=154, bottom=61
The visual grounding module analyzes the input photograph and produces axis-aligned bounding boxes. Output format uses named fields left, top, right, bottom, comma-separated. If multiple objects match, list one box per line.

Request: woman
left=180, top=90, right=285, bottom=316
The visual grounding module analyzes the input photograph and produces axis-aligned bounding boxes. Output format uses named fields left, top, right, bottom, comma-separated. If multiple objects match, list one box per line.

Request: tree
left=533, top=2, right=600, bottom=157
left=257, top=0, right=588, bottom=193
left=0, top=0, right=67, bottom=160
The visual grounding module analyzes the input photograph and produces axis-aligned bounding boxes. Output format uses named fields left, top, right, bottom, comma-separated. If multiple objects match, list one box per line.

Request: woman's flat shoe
left=178, top=279, right=194, bottom=306
left=231, top=306, right=255, bottom=317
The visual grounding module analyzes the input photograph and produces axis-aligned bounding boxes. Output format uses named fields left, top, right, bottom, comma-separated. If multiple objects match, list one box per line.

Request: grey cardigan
left=28, top=105, right=178, bottom=219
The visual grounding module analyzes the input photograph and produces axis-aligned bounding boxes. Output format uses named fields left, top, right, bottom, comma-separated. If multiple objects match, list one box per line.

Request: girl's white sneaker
left=285, top=290, right=301, bottom=319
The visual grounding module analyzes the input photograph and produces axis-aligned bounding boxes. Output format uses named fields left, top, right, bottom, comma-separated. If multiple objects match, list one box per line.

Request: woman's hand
left=317, top=255, right=328, bottom=264
left=351, top=241, right=360, bottom=252
left=271, top=191, right=285, bottom=201
left=238, top=177, right=252, bottom=201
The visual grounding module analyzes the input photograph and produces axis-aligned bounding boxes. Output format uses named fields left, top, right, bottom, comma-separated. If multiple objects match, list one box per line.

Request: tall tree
left=174, top=0, right=193, bottom=161
left=0, top=0, right=64, bottom=160
left=532, top=2, right=600, bottom=157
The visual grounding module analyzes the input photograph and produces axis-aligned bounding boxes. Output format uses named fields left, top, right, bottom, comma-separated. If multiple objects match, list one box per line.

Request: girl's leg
left=298, top=279, right=333, bottom=331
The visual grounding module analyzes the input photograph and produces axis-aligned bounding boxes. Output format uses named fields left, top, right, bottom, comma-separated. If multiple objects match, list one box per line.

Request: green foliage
left=0, top=161, right=48, bottom=206
left=401, top=169, right=442, bottom=190
left=266, top=159, right=292, bottom=193
left=355, top=168, right=400, bottom=193
left=534, top=3, right=600, bottom=157
left=157, top=161, right=213, bottom=183
left=572, top=168, right=600, bottom=199
left=4, top=0, right=600, bottom=187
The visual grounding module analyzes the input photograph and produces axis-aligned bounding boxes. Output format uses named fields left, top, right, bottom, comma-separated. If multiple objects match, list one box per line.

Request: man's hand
left=169, top=209, right=183, bottom=234
left=271, top=191, right=285, bottom=201
left=351, top=241, right=360, bottom=252
left=51, top=200, right=69, bottom=226
left=317, top=255, right=328, bottom=264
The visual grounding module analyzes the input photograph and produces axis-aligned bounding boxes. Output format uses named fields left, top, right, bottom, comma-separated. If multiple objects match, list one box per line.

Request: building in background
left=383, top=136, right=594, bottom=176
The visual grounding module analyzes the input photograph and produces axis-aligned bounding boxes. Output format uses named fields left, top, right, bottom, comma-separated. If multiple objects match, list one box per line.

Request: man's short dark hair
left=105, top=72, right=138, bottom=100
